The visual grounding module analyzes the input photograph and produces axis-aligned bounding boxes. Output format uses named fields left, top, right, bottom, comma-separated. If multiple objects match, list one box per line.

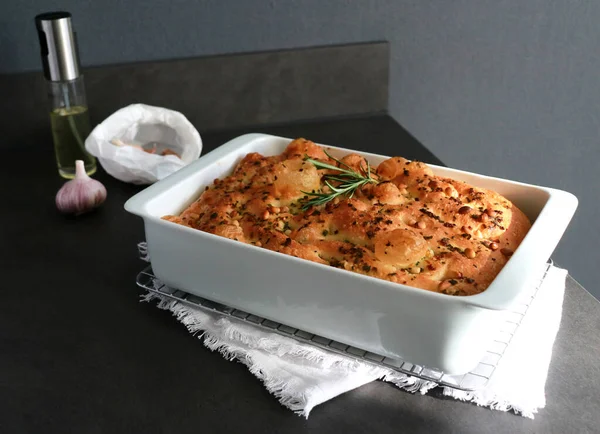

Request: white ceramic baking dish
left=125, top=133, right=577, bottom=374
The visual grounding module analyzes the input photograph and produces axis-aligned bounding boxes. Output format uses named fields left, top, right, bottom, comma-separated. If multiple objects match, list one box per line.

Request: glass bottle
left=35, top=12, right=96, bottom=179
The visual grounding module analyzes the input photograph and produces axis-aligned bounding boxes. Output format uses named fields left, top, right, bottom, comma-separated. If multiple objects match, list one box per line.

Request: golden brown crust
left=163, top=138, right=531, bottom=296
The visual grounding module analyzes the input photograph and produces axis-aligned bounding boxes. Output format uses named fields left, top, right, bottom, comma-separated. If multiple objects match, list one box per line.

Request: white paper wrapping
left=85, top=104, right=202, bottom=184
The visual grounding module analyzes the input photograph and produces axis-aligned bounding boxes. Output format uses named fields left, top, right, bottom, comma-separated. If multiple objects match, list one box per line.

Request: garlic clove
left=161, top=148, right=181, bottom=158
left=56, top=160, right=107, bottom=215
left=143, top=143, right=157, bottom=154
left=110, top=138, right=144, bottom=151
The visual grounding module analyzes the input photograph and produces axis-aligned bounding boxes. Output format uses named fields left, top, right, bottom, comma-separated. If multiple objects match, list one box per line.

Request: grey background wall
left=3, top=0, right=598, bottom=296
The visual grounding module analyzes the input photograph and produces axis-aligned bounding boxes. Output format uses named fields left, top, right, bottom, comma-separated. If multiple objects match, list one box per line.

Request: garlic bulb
left=56, top=160, right=107, bottom=215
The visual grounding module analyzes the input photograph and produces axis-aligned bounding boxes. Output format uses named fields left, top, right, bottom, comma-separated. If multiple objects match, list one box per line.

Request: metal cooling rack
left=136, top=263, right=551, bottom=391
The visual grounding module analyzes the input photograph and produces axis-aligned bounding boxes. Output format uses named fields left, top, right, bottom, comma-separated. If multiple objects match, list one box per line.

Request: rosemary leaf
left=300, top=153, right=378, bottom=210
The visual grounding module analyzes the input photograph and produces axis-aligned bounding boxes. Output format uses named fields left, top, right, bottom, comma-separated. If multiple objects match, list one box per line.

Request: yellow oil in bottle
left=50, top=105, right=96, bottom=178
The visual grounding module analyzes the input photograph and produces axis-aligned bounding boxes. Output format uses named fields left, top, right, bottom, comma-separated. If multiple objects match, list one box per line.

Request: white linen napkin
left=138, top=244, right=567, bottom=418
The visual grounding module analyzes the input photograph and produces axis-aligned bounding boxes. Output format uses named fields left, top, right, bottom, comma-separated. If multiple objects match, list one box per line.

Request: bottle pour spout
left=35, top=11, right=81, bottom=82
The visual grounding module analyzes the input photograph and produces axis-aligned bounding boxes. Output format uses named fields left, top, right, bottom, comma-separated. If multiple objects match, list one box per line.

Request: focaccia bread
left=163, top=138, right=531, bottom=296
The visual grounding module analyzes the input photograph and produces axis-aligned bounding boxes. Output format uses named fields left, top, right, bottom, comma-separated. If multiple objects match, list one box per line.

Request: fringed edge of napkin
left=142, top=289, right=435, bottom=417
left=140, top=292, right=322, bottom=413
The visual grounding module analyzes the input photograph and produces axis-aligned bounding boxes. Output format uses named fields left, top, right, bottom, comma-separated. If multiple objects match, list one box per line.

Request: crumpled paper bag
left=85, top=103, right=202, bottom=184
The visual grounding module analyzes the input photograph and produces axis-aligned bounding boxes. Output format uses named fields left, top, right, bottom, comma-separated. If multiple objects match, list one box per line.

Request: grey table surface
left=2, top=114, right=599, bottom=433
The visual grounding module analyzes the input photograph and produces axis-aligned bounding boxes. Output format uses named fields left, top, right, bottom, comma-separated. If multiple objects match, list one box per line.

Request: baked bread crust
left=163, top=138, right=531, bottom=296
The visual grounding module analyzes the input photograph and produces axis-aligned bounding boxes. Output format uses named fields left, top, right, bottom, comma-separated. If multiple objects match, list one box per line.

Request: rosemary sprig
left=301, top=151, right=378, bottom=210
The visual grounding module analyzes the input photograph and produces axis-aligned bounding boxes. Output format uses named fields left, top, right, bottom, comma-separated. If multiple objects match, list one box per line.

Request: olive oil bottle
left=49, top=104, right=95, bottom=178
left=36, top=12, right=96, bottom=179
